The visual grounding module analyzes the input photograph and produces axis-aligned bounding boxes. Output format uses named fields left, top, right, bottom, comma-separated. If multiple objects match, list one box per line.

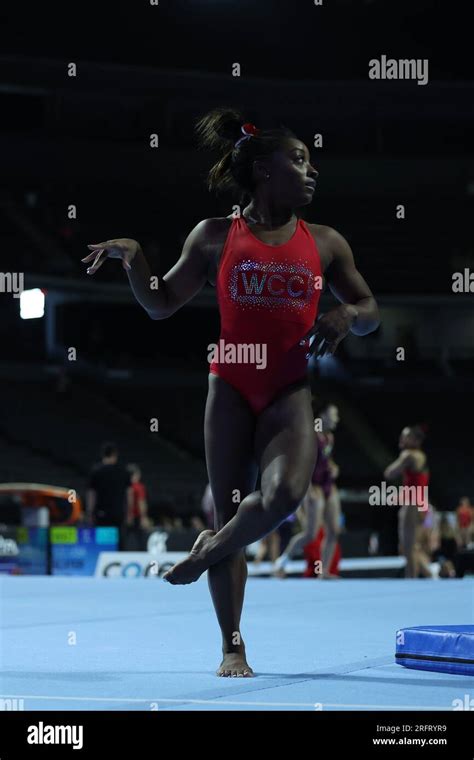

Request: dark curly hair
left=195, top=106, right=298, bottom=202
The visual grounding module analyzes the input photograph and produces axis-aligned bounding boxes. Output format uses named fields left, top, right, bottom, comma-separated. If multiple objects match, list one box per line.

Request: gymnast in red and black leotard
left=311, top=428, right=335, bottom=499
left=274, top=403, right=341, bottom=578
left=160, top=111, right=380, bottom=678
left=84, top=108, right=380, bottom=676
left=384, top=424, right=430, bottom=578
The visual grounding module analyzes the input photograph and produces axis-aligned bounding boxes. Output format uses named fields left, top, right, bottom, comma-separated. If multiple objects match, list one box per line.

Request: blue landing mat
left=396, top=625, right=474, bottom=676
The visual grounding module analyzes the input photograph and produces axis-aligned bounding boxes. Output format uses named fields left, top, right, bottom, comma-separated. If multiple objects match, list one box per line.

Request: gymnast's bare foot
left=163, top=530, right=215, bottom=585
left=217, top=645, right=254, bottom=677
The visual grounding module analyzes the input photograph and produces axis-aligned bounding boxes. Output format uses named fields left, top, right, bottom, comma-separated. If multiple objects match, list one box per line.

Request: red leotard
left=210, top=215, right=323, bottom=415
left=401, top=467, right=430, bottom=509
left=457, top=505, right=472, bottom=529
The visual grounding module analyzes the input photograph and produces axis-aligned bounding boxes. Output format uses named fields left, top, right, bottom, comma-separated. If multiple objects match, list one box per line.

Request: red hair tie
left=234, top=122, right=259, bottom=148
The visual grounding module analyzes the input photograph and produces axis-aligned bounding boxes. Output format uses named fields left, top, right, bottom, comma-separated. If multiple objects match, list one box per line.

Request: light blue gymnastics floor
left=1, top=576, right=473, bottom=711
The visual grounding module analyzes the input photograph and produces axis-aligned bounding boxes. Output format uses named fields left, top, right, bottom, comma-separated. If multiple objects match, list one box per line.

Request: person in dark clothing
left=86, top=442, right=132, bottom=548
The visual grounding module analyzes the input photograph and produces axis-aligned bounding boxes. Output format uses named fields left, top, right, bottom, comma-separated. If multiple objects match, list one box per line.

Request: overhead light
left=20, top=288, right=45, bottom=319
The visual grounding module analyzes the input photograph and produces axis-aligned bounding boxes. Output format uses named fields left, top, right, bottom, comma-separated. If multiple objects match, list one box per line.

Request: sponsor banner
left=94, top=551, right=187, bottom=578
left=51, top=526, right=119, bottom=576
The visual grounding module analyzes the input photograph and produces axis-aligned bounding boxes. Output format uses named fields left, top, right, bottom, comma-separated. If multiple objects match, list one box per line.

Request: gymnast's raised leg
left=164, top=381, right=316, bottom=588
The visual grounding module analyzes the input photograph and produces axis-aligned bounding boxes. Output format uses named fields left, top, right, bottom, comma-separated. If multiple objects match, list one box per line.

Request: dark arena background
left=0, top=0, right=473, bottom=750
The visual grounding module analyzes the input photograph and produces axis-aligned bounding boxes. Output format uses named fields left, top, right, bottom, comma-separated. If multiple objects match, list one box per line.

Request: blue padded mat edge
left=396, top=625, right=474, bottom=676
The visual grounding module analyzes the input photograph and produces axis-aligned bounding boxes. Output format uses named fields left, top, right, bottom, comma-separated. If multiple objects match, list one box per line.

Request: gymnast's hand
left=81, top=238, right=141, bottom=275
left=303, top=303, right=358, bottom=358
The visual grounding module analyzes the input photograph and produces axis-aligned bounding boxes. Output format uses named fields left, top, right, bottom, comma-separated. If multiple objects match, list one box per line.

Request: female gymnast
left=384, top=425, right=430, bottom=578
left=82, top=107, right=380, bottom=676
left=273, top=402, right=341, bottom=578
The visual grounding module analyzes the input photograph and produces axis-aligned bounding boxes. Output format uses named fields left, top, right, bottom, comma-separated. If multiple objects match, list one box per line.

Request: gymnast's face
left=259, top=138, right=319, bottom=207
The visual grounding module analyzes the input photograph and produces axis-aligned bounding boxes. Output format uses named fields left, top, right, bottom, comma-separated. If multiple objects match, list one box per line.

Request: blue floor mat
left=1, top=576, right=473, bottom=710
